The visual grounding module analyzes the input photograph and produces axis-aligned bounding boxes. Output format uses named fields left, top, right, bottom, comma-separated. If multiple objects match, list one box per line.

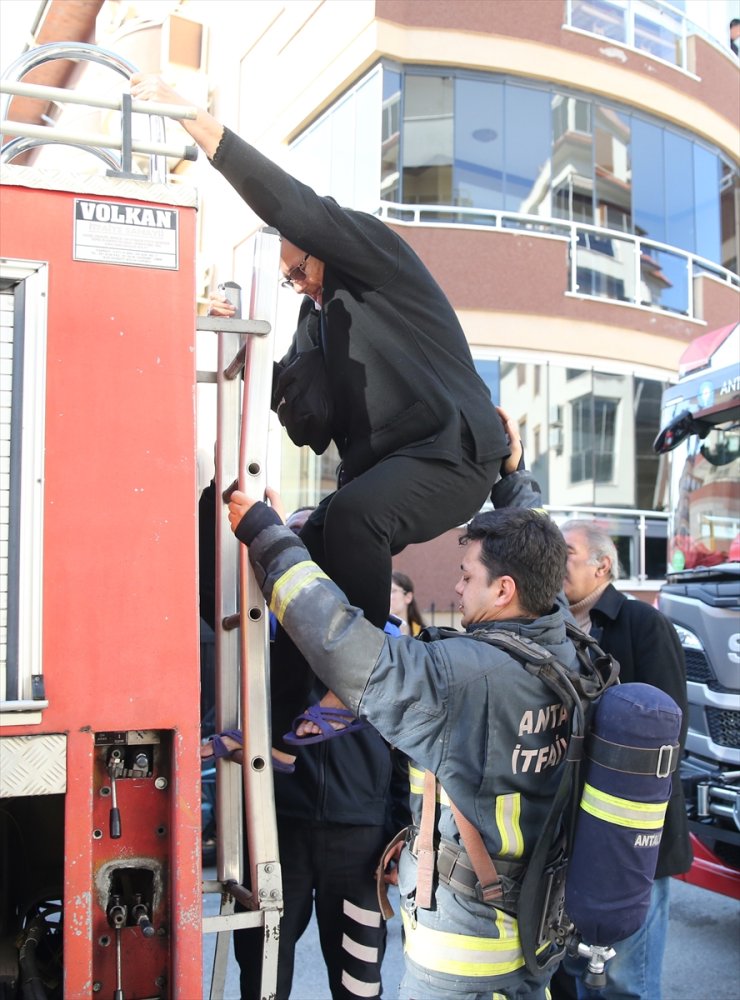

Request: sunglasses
left=281, top=252, right=311, bottom=288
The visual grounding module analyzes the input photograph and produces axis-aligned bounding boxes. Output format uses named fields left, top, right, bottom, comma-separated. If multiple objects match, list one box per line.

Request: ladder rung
left=224, top=345, right=246, bottom=380
left=203, top=912, right=273, bottom=933
left=196, top=317, right=271, bottom=336
left=0, top=79, right=199, bottom=120
left=0, top=119, right=196, bottom=160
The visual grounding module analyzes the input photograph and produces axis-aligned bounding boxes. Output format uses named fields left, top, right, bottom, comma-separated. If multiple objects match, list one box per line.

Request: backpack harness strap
left=414, top=768, right=438, bottom=909
left=448, top=799, right=504, bottom=904
left=411, top=774, right=521, bottom=907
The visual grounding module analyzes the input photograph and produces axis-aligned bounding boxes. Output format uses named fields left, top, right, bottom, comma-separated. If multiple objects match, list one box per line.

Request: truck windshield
left=668, top=421, right=740, bottom=571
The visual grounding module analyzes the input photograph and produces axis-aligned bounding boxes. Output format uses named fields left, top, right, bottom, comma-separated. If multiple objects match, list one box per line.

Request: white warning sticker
left=73, top=198, right=179, bottom=269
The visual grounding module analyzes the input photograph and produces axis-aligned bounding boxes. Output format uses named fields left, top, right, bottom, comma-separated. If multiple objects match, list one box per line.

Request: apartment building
left=4, top=0, right=739, bottom=611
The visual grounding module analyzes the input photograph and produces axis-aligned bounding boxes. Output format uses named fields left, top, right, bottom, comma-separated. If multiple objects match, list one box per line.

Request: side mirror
left=653, top=409, right=711, bottom=454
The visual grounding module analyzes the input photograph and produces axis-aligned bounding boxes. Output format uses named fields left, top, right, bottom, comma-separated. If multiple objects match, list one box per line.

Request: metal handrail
left=0, top=41, right=197, bottom=180
left=377, top=200, right=739, bottom=320
left=546, top=505, right=670, bottom=583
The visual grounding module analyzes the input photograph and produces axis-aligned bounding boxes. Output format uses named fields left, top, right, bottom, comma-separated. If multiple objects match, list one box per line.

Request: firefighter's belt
left=376, top=825, right=411, bottom=920
left=408, top=835, right=525, bottom=908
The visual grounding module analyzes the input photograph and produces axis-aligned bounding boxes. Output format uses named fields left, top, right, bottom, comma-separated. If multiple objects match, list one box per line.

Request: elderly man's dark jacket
left=590, top=584, right=693, bottom=879
left=211, top=128, right=507, bottom=479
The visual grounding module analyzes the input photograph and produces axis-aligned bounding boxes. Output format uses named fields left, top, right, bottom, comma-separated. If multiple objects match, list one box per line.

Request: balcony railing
left=564, top=0, right=736, bottom=73
left=376, top=201, right=739, bottom=322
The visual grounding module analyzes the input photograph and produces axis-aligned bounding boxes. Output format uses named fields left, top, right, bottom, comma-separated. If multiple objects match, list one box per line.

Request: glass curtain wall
left=382, top=67, right=738, bottom=275
left=491, top=357, right=669, bottom=578
left=492, top=358, right=666, bottom=510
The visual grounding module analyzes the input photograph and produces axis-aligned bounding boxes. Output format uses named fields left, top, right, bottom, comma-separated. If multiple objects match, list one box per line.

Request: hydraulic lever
left=131, top=892, right=155, bottom=938
left=107, top=895, right=127, bottom=1000
left=107, top=749, right=123, bottom=839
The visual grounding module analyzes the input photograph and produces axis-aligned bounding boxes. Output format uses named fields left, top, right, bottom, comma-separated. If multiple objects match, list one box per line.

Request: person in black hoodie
left=131, top=73, right=509, bottom=750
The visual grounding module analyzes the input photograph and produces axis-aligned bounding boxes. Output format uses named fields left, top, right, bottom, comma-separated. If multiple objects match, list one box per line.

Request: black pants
left=271, top=438, right=499, bottom=748
left=235, top=821, right=388, bottom=1000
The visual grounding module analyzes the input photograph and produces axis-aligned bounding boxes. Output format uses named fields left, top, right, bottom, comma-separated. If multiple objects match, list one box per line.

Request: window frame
left=1, top=259, right=48, bottom=716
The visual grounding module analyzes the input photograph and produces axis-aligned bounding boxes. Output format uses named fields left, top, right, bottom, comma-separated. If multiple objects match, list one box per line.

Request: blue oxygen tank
left=565, top=682, right=681, bottom=947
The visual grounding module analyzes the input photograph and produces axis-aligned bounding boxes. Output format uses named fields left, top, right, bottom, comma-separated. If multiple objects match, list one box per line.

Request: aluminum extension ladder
left=198, top=230, right=283, bottom=1000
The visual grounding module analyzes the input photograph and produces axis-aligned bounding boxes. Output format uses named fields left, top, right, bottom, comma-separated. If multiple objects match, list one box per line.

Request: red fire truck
left=1, top=43, right=281, bottom=999
left=654, top=322, right=740, bottom=900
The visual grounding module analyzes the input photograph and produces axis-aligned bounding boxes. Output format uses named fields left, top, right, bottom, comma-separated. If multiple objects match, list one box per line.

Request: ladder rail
left=214, top=319, right=247, bottom=886
left=238, top=230, right=283, bottom=904
left=202, top=228, right=283, bottom=1000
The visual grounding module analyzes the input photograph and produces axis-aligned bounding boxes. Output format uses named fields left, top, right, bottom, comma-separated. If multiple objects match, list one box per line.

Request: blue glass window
left=594, top=106, right=631, bottom=232
left=720, top=160, right=737, bottom=273
left=381, top=69, right=402, bottom=203
left=401, top=74, right=453, bottom=205
left=570, top=396, right=618, bottom=484
left=503, top=85, right=551, bottom=213
left=631, top=118, right=665, bottom=243
left=474, top=359, right=500, bottom=406
left=665, top=132, right=695, bottom=253
left=640, top=246, right=689, bottom=314
left=693, top=146, right=720, bottom=263
left=454, top=77, right=504, bottom=210
left=570, top=0, right=626, bottom=43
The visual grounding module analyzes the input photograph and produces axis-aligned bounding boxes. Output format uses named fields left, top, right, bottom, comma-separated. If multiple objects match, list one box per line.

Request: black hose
left=19, top=918, right=48, bottom=1000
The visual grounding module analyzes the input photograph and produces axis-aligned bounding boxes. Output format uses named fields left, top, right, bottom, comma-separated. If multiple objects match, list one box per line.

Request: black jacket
left=199, top=475, right=404, bottom=829
left=590, top=584, right=693, bottom=878
left=273, top=698, right=409, bottom=835
left=210, top=128, right=508, bottom=479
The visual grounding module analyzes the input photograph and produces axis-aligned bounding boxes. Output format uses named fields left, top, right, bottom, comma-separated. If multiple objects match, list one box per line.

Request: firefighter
left=224, top=422, right=577, bottom=1000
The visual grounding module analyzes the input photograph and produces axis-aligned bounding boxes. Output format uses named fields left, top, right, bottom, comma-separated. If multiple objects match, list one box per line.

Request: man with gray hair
left=551, top=520, right=692, bottom=1000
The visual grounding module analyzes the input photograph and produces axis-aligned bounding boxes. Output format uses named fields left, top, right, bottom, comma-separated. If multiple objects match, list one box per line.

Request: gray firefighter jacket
left=235, top=470, right=577, bottom=995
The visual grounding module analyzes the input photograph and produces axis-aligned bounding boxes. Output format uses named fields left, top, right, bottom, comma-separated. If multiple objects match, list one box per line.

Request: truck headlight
left=673, top=623, right=704, bottom=651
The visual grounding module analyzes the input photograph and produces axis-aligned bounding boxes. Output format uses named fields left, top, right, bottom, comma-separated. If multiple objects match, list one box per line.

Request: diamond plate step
left=0, top=734, right=67, bottom=796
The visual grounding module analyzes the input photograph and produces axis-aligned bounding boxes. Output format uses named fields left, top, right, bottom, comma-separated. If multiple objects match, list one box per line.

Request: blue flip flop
left=204, top=729, right=295, bottom=774
left=283, top=705, right=369, bottom=746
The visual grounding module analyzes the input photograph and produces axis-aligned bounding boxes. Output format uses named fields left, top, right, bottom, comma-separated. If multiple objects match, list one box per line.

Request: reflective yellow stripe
left=270, top=561, right=331, bottom=622
left=495, top=793, right=524, bottom=859
left=401, top=909, right=526, bottom=977
left=493, top=906, right=519, bottom=941
left=408, top=765, right=448, bottom=804
left=580, top=783, right=668, bottom=830
left=408, top=764, right=425, bottom=795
